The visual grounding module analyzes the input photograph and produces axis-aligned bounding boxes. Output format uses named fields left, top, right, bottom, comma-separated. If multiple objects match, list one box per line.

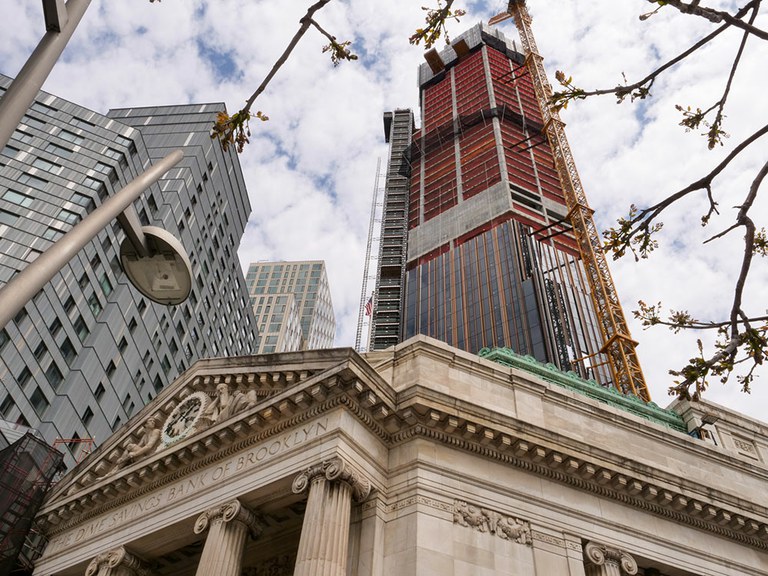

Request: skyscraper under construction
left=370, top=23, right=614, bottom=386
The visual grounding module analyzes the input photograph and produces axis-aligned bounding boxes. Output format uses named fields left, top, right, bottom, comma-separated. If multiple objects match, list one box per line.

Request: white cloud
left=2, top=1, right=767, bottom=420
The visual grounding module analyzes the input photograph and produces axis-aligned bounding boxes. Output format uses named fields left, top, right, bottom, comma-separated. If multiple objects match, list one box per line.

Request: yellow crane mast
left=490, top=0, right=651, bottom=401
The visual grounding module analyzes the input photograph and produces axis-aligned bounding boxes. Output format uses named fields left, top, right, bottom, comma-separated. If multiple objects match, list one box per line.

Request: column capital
left=584, top=541, right=638, bottom=575
left=193, top=498, right=264, bottom=540
left=85, top=546, right=150, bottom=576
left=292, top=456, right=371, bottom=502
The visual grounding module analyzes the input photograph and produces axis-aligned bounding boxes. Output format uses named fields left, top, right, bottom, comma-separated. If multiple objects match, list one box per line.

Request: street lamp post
left=0, top=0, right=195, bottom=329
left=0, top=0, right=92, bottom=152
left=0, top=150, right=190, bottom=331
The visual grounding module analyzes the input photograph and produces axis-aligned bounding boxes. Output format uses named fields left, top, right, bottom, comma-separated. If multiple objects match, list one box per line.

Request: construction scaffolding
left=0, top=432, right=64, bottom=575
left=369, top=110, right=415, bottom=351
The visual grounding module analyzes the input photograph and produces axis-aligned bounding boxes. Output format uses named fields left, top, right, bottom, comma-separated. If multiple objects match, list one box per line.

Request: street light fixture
left=0, top=0, right=194, bottom=326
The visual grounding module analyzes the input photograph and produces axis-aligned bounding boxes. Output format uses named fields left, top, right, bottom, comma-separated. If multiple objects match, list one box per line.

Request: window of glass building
left=30, top=386, right=49, bottom=415
left=48, top=317, right=62, bottom=339
left=82, top=406, right=93, bottom=426
left=60, top=337, right=76, bottom=363
left=0, top=395, right=15, bottom=418
left=1, top=145, right=19, bottom=158
left=58, top=129, right=84, bottom=145
left=74, top=315, right=89, bottom=342
left=46, top=142, right=73, bottom=158
left=23, top=115, right=46, bottom=130
left=43, top=226, right=64, bottom=241
left=14, top=307, right=28, bottom=326
left=32, top=157, right=63, bottom=174
left=1, top=209, right=20, bottom=227
left=57, top=208, right=79, bottom=225
left=45, top=361, right=63, bottom=390
left=88, top=293, right=102, bottom=316
left=34, top=342, right=48, bottom=361
left=95, top=382, right=105, bottom=400
left=19, top=173, right=49, bottom=191
left=13, top=129, right=33, bottom=143
left=3, top=190, right=34, bottom=208
left=72, top=192, right=95, bottom=212
left=99, top=273, right=113, bottom=297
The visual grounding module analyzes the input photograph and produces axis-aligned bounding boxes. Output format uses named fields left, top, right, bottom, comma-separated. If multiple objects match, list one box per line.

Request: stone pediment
left=39, top=348, right=394, bottom=533
left=37, top=338, right=768, bottom=555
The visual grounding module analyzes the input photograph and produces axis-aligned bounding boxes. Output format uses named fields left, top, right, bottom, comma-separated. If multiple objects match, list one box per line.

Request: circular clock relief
left=162, top=391, right=210, bottom=446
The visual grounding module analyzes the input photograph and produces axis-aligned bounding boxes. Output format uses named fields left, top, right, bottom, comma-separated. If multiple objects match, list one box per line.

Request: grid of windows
left=0, top=76, right=260, bottom=469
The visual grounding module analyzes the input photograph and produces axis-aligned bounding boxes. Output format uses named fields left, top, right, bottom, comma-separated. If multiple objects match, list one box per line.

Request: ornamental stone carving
left=292, top=456, right=371, bottom=502
left=85, top=546, right=150, bottom=576
left=193, top=499, right=264, bottom=539
left=242, top=554, right=296, bottom=576
left=453, top=500, right=531, bottom=545
left=292, top=457, right=372, bottom=576
left=194, top=499, right=263, bottom=576
left=198, top=382, right=258, bottom=428
left=584, top=541, right=638, bottom=576
left=101, top=416, right=163, bottom=477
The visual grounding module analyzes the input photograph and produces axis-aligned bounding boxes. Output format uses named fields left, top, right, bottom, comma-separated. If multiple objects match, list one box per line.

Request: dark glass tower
left=371, top=24, right=609, bottom=385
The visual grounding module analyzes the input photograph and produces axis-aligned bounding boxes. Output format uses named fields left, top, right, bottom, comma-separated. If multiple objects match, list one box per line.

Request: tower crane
left=490, top=1, right=652, bottom=401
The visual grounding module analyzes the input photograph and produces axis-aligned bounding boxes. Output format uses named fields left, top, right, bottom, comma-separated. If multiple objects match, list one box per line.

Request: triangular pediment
left=39, top=347, right=394, bottom=531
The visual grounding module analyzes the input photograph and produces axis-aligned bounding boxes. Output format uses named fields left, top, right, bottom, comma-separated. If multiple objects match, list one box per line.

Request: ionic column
left=584, top=541, right=638, bottom=576
left=85, top=546, right=150, bottom=576
left=193, top=499, right=263, bottom=576
left=292, top=457, right=371, bottom=576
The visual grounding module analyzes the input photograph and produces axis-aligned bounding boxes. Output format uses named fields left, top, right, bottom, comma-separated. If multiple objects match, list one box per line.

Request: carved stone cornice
left=193, top=499, right=264, bottom=539
left=84, top=546, right=150, bottom=576
left=584, top=541, right=638, bottom=575
left=292, top=457, right=372, bottom=502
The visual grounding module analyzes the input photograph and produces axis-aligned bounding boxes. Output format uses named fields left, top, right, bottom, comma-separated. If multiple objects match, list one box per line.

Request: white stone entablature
left=34, top=336, right=768, bottom=575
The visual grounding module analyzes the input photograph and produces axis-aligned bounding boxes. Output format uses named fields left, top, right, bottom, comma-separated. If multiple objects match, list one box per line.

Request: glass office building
left=371, top=24, right=609, bottom=384
left=0, top=76, right=258, bottom=467
left=246, top=260, right=335, bottom=352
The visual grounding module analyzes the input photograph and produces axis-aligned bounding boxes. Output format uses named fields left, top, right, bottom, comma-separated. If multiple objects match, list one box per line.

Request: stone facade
left=33, top=336, right=768, bottom=575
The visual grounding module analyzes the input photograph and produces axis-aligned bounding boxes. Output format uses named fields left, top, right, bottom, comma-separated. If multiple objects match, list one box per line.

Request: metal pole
left=0, top=0, right=91, bottom=151
left=0, top=150, right=183, bottom=331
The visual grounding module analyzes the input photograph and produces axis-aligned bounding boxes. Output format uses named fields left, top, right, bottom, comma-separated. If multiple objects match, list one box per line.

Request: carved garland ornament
left=193, top=498, right=264, bottom=539
left=453, top=500, right=531, bottom=545
left=292, top=456, right=372, bottom=502
left=584, top=541, right=638, bottom=575
left=85, top=546, right=150, bottom=576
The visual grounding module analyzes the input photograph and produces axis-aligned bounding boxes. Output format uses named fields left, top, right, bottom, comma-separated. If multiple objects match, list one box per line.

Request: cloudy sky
left=1, top=1, right=766, bottom=419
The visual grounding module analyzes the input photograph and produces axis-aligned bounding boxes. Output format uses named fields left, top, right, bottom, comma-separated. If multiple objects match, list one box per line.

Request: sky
left=1, top=1, right=766, bottom=420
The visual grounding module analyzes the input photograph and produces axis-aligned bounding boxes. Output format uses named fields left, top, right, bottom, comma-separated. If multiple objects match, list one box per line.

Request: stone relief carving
left=292, top=456, right=372, bottom=502
left=199, top=382, right=259, bottom=428
left=194, top=499, right=264, bottom=539
left=584, top=540, right=638, bottom=575
left=242, top=554, right=296, bottom=576
left=100, top=416, right=163, bottom=478
left=85, top=546, right=150, bottom=576
left=453, top=500, right=531, bottom=545
left=733, top=436, right=759, bottom=460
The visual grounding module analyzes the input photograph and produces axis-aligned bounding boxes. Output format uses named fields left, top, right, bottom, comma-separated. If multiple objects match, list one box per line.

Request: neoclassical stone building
left=32, top=336, right=768, bottom=575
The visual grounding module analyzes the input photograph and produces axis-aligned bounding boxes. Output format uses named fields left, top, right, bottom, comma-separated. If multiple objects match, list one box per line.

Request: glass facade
left=0, top=76, right=259, bottom=468
left=246, top=260, right=335, bottom=352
